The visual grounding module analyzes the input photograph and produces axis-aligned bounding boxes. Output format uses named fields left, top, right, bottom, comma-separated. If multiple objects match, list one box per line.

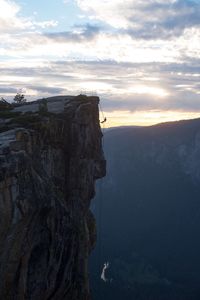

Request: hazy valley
left=91, top=118, right=200, bottom=300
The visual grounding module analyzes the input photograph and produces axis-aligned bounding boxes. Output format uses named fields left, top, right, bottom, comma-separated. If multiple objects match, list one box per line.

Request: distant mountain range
left=91, top=118, right=200, bottom=300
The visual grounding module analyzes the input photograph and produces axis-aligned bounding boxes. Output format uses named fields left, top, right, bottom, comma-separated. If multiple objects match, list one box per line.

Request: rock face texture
left=0, top=95, right=106, bottom=300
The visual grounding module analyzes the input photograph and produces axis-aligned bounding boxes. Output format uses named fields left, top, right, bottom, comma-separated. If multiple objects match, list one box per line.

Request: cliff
left=0, top=95, right=106, bottom=300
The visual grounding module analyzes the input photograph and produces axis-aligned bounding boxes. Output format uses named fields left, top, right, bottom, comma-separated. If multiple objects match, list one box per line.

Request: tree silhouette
left=13, top=93, right=26, bottom=104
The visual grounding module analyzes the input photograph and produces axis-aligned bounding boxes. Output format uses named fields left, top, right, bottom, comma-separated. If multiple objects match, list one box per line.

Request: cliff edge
left=0, top=95, right=106, bottom=299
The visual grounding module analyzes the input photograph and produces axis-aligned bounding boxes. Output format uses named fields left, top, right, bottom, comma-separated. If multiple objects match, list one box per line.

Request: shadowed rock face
left=0, top=95, right=106, bottom=300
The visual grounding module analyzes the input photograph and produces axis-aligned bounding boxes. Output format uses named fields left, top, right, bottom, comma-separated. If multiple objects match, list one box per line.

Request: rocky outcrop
left=0, top=95, right=106, bottom=300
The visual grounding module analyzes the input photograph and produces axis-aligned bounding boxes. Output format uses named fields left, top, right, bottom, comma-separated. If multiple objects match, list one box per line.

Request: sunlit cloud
left=0, top=0, right=199, bottom=126
left=76, top=0, right=200, bottom=38
left=0, top=0, right=58, bottom=33
left=115, top=86, right=169, bottom=97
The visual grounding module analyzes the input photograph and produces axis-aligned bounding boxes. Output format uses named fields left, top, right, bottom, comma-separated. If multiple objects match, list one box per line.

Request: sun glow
left=102, top=110, right=200, bottom=128
left=127, top=85, right=169, bottom=97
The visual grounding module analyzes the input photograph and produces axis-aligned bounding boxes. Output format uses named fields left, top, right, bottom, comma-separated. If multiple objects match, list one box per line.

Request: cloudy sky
left=0, top=0, right=200, bottom=126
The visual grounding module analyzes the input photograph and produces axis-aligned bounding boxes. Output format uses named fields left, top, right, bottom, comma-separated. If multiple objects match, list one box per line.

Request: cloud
left=0, top=0, right=28, bottom=32
left=44, top=24, right=100, bottom=42
left=0, top=0, right=199, bottom=126
left=0, top=0, right=58, bottom=33
left=0, top=1, right=199, bottom=64
left=1, top=29, right=195, bottom=64
left=0, top=86, right=18, bottom=93
left=0, top=59, right=199, bottom=114
left=76, top=0, right=200, bottom=39
left=76, top=0, right=133, bottom=29
left=127, top=0, right=200, bottom=39
left=25, top=85, right=66, bottom=94
left=32, top=20, right=58, bottom=29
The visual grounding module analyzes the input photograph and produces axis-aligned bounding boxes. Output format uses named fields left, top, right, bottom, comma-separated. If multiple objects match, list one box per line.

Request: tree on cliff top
left=13, top=93, right=26, bottom=104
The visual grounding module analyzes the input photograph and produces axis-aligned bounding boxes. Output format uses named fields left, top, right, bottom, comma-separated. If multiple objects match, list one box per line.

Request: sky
left=0, top=0, right=200, bottom=127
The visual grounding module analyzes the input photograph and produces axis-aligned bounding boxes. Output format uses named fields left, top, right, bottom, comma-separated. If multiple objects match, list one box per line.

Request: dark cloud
left=44, top=24, right=100, bottom=43
left=0, top=87, right=18, bottom=93
left=26, top=85, right=66, bottom=94
left=126, top=0, right=200, bottom=39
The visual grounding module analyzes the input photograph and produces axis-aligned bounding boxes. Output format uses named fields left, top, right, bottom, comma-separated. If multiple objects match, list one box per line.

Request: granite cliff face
left=0, top=95, right=106, bottom=300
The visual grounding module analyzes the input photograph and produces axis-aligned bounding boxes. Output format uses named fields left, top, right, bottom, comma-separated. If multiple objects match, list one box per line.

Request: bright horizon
left=102, top=110, right=200, bottom=128
left=0, top=0, right=200, bottom=126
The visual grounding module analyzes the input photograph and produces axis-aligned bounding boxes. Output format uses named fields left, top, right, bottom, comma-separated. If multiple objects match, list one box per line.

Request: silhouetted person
left=101, top=117, right=107, bottom=124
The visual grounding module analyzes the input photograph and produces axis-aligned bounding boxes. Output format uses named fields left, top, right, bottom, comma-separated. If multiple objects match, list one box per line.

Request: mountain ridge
left=91, top=115, right=200, bottom=300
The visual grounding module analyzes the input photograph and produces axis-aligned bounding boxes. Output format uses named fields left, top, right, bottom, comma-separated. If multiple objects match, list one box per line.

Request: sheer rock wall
left=0, top=95, right=106, bottom=300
